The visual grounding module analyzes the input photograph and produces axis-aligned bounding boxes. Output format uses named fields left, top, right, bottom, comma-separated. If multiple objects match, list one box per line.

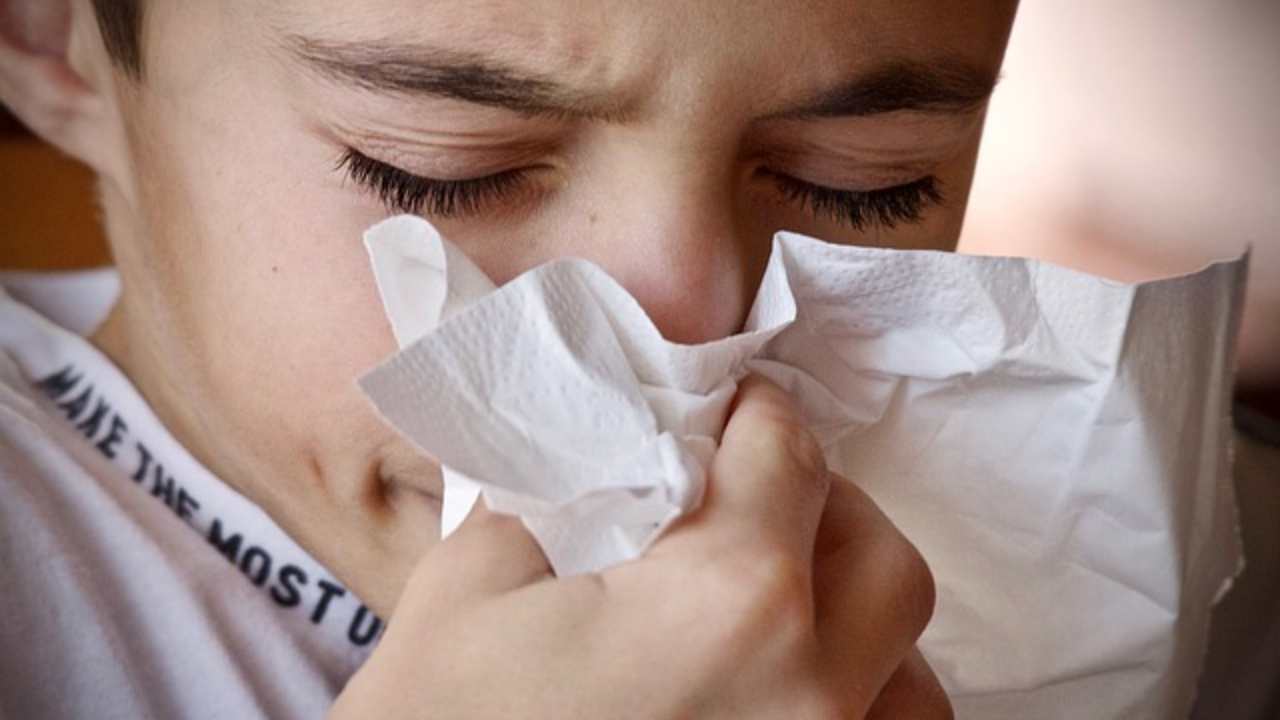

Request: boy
left=0, top=1, right=1021, bottom=716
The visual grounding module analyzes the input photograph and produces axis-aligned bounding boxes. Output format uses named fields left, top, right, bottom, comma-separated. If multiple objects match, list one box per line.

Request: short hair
left=91, top=0, right=144, bottom=79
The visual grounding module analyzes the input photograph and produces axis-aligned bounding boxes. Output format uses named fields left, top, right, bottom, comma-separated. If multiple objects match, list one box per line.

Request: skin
left=1, top=0, right=1018, bottom=715
left=959, top=0, right=1280, bottom=395
left=336, top=377, right=953, bottom=718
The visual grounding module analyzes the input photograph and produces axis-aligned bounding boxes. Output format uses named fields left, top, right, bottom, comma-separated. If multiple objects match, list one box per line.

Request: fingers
left=634, top=375, right=832, bottom=685
left=814, top=478, right=938, bottom=712
left=396, top=501, right=551, bottom=620
left=682, top=374, right=832, bottom=562
left=866, top=648, right=954, bottom=720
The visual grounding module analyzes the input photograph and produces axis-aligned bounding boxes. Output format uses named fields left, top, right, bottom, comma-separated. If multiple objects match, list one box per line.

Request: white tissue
left=357, top=215, right=1245, bottom=720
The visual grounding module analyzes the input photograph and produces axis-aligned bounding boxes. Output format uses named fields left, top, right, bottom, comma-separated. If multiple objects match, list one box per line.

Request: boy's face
left=89, top=0, right=1017, bottom=612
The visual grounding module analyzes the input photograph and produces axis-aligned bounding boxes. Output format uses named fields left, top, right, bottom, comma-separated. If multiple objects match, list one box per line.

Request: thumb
left=395, top=500, right=552, bottom=620
left=666, top=374, right=830, bottom=564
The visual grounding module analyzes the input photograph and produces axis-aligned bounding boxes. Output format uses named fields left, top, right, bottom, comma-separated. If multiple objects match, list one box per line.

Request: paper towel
left=357, top=215, right=1246, bottom=720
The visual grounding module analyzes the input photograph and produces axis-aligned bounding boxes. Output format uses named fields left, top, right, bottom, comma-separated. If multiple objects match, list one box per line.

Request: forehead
left=218, top=1, right=1015, bottom=96
left=258, top=1, right=1014, bottom=57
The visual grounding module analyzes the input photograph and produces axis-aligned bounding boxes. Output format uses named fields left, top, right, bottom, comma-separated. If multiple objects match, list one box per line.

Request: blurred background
left=1, top=1, right=1277, bottom=411
left=0, top=103, right=107, bottom=268
left=959, top=0, right=1279, bottom=405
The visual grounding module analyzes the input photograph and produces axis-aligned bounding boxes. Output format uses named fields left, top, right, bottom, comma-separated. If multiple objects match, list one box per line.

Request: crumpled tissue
left=357, top=215, right=1246, bottom=720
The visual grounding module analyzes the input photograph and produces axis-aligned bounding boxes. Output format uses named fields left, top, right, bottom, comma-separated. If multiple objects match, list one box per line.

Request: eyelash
left=338, top=149, right=532, bottom=218
left=762, top=170, right=943, bottom=231
left=338, top=147, right=942, bottom=231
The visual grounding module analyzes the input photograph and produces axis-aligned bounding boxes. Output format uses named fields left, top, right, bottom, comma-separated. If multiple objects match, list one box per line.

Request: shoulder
left=0, top=351, right=155, bottom=716
left=0, top=349, right=91, bottom=492
left=0, top=353, right=346, bottom=719
left=0, top=267, right=119, bottom=336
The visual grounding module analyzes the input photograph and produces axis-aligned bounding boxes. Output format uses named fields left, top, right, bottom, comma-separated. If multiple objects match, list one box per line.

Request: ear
left=0, top=0, right=126, bottom=178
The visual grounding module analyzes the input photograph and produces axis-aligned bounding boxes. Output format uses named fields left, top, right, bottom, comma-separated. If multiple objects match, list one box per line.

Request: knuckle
left=889, top=539, right=937, bottom=635
left=793, top=685, right=845, bottom=720
left=451, top=512, right=524, bottom=558
left=865, top=658, right=954, bottom=720
left=705, top=549, right=814, bottom=644
left=764, top=548, right=806, bottom=590
left=778, top=419, right=829, bottom=481
left=745, top=550, right=812, bottom=619
left=739, top=397, right=827, bottom=480
left=868, top=693, right=954, bottom=720
left=748, top=417, right=830, bottom=508
left=926, top=697, right=957, bottom=720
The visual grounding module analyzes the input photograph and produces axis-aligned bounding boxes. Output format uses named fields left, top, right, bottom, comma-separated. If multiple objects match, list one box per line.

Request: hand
left=330, top=376, right=949, bottom=719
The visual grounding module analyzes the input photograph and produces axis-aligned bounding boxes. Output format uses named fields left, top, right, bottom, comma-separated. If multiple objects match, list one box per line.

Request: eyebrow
left=288, top=35, right=996, bottom=123
left=289, top=35, right=635, bottom=122
left=769, top=59, right=998, bottom=120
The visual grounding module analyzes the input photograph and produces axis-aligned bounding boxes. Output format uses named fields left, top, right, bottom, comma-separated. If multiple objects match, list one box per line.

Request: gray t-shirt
left=0, top=274, right=377, bottom=719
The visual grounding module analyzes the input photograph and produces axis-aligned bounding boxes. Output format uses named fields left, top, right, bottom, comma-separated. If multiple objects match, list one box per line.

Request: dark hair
left=91, top=0, right=144, bottom=78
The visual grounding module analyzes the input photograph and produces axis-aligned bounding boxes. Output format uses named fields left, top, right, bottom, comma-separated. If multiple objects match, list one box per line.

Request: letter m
left=207, top=518, right=243, bottom=564
left=36, top=365, right=81, bottom=401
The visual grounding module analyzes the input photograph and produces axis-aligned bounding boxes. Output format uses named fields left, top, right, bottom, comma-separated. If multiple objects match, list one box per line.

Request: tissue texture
left=357, top=215, right=1245, bottom=720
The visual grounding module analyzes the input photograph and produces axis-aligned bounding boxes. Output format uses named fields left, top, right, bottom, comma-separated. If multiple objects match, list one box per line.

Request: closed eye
left=337, top=148, right=534, bottom=217
left=339, top=146, right=942, bottom=231
left=760, top=169, right=943, bottom=231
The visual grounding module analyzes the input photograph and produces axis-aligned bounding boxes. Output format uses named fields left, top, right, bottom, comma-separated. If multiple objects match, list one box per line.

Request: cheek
left=128, top=98, right=401, bottom=479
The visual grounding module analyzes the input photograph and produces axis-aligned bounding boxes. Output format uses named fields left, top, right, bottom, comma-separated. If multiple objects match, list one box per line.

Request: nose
left=556, top=147, right=768, bottom=346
